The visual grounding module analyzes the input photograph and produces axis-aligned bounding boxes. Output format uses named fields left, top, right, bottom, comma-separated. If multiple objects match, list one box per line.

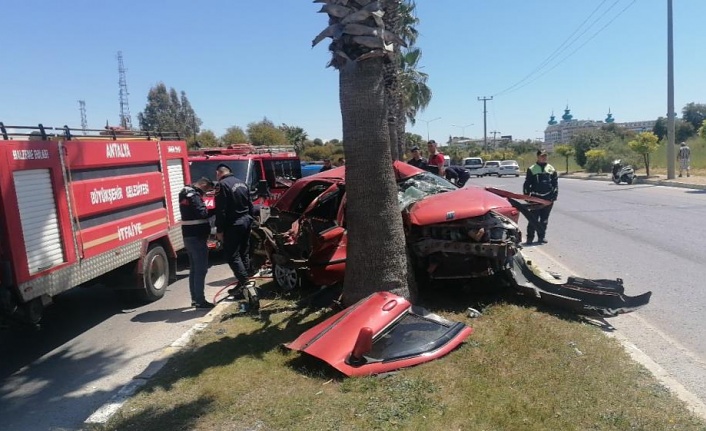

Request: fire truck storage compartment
left=13, top=169, right=66, bottom=274
left=0, top=136, right=190, bottom=321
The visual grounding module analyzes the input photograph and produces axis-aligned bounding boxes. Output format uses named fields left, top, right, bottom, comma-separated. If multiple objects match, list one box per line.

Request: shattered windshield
left=397, top=172, right=456, bottom=210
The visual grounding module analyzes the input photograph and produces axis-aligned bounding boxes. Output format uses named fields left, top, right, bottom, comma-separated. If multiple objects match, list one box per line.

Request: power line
left=509, top=0, right=637, bottom=93
left=494, top=0, right=613, bottom=97
left=493, top=0, right=632, bottom=97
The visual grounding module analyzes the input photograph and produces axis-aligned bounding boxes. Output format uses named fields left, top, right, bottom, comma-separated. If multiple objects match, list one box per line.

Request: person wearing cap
left=677, top=141, right=691, bottom=177
left=179, top=177, right=216, bottom=308
left=522, top=149, right=558, bottom=244
left=407, top=146, right=428, bottom=169
left=426, top=140, right=445, bottom=177
left=215, top=163, right=255, bottom=296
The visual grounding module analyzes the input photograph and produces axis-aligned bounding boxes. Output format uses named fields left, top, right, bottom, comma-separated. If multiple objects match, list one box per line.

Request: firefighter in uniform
left=179, top=177, right=215, bottom=308
left=522, top=149, right=558, bottom=244
left=214, top=163, right=255, bottom=296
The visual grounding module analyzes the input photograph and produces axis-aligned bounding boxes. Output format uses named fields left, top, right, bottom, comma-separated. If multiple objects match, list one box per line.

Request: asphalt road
left=468, top=174, right=706, bottom=413
left=0, top=254, right=236, bottom=431
left=3, top=176, right=706, bottom=429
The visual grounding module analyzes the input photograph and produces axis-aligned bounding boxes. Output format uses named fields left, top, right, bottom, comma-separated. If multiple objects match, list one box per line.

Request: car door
left=296, top=183, right=347, bottom=286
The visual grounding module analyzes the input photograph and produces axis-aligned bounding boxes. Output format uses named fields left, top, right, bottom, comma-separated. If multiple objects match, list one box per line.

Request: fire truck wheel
left=273, top=264, right=299, bottom=292
left=140, top=245, right=169, bottom=302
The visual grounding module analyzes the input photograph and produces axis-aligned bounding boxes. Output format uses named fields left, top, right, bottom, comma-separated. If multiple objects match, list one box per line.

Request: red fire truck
left=187, top=144, right=301, bottom=257
left=0, top=124, right=190, bottom=325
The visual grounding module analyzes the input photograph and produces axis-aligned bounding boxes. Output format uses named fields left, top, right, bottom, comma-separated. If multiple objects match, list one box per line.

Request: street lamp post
left=420, top=117, right=441, bottom=141
left=451, top=123, right=474, bottom=139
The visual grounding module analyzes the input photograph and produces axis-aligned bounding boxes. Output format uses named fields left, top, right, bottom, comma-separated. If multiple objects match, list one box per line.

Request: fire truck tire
left=139, top=245, right=169, bottom=302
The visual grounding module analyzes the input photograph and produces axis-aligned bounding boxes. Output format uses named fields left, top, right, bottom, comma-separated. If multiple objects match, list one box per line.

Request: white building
left=543, top=107, right=656, bottom=150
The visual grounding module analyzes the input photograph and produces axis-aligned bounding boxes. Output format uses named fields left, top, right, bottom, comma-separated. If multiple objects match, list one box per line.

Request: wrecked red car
left=260, top=161, right=651, bottom=318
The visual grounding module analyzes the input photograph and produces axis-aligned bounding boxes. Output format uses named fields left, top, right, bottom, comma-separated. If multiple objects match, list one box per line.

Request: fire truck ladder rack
left=191, top=144, right=297, bottom=156
left=0, top=123, right=183, bottom=141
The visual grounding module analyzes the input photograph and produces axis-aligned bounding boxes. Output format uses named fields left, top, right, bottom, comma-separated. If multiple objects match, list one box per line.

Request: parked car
left=498, top=160, right=521, bottom=177
left=462, top=157, right=485, bottom=177
left=483, top=160, right=501, bottom=176
left=256, top=161, right=652, bottom=317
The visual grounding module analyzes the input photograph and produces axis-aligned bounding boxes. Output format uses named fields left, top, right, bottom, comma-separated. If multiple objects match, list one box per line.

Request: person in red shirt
left=426, top=140, right=445, bottom=177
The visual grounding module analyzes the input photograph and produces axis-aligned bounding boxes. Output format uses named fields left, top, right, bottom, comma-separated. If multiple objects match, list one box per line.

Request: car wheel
left=273, top=264, right=299, bottom=292
left=498, top=174, right=502, bottom=178
left=139, top=244, right=169, bottom=302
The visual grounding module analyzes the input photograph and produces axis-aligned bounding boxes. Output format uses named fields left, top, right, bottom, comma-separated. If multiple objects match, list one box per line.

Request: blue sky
left=2, top=0, right=704, bottom=144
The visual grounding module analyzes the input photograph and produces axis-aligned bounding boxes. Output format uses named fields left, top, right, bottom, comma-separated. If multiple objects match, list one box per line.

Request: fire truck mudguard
left=0, top=124, right=190, bottom=325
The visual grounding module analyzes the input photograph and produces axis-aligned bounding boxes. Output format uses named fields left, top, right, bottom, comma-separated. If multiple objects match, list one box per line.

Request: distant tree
left=653, top=116, right=696, bottom=143
left=137, top=83, right=201, bottom=139
left=584, top=148, right=609, bottom=173
left=699, top=120, right=706, bottom=140
left=628, top=132, right=660, bottom=177
left=247, top=118, right=287, bottom=146
left=653, top=117, right=667, bottom=140
left=180, top=91, right=201, bottom=141
left=195, top=129, right=219, bottom=149
left=571, top=130, right=609, bottom=167
left=403, top=132, right=424, bottom=153
left=682, top=102, right=706, bottom=132
left=677, top=121, right=696, bottom=143
left=312, top=138, right=324, bottom=146
left=220, top=126, right=248, bottom=146
left=280, top=124, right=308, bottom=154
left=554, top=144, right=576, bottom=174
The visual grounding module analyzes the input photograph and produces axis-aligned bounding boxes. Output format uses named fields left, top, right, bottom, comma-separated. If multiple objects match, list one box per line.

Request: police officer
left=179, top=177, right=215, bottom=308
left=214, top=163, right=254, bottom=295
left=444, top=166, right=471, bottom=187
left=523, top=149, right=558, bottom=244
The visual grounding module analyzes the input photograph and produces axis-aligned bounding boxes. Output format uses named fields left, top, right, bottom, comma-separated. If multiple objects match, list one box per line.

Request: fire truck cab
left=187, top=144, right=301, bottom=255
left=188, top=144, right=301, bottom=208
left=0, top=124, right=190, bottom=325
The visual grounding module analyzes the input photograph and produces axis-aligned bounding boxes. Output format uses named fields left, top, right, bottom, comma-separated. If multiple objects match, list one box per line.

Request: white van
left=463, top=157, right=485, bottom=177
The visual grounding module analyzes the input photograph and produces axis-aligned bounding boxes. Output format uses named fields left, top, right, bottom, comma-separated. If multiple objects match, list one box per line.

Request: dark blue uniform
left=179, top=185, right=212, bottom=307
left=215, top=173, right=254, bottom=286
left=444, top=166, right=470, bottom=187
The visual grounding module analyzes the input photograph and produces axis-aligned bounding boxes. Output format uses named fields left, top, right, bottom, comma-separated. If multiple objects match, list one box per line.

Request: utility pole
left=478, top=96, right=492, bottom=152
left=490, top=130, right=501, bottom=150
left=666, top=0, right=675, bottom=179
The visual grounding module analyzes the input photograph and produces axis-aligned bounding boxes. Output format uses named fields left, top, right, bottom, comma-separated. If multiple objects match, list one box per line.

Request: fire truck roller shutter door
left=13, top=169, right=65, bottom=274
left=167, top=159, right=185, bottom=222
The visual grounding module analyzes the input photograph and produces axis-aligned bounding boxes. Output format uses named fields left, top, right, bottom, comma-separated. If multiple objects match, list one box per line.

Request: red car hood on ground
left=406, top=186, right=517, bottom=225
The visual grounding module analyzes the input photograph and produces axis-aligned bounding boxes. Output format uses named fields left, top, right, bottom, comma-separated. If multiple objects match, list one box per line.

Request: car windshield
left=397, top=172, right=456, bottom=210
left=501, top=160, right=517, bottom=166
left=464, top=159, right=482, bottom=166
left=189, top=160, right=249, bottom=184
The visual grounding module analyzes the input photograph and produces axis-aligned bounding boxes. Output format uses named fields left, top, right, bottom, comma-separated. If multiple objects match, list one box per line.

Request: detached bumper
left=508, top=253, right=651, bottom=318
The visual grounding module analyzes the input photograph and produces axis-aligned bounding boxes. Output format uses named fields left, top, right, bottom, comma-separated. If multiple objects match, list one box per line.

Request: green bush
left=584, top=148, right=611, bottom=173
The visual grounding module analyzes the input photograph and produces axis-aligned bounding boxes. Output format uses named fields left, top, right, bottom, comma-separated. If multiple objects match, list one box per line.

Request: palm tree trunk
left=339, top=58, right=410, bottom=305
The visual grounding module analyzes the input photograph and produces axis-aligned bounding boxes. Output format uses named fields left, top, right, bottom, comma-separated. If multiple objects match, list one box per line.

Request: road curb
left=520, top=247, right=706, bottom=421
left=561, top=174, right=706, bottom=190
left=84, top=301, right=233, bottom=426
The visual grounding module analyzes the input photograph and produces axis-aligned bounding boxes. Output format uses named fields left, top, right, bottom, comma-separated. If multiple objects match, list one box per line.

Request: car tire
left=139, top=244, right=169, bottom=302
left=273, top=264, right=300, bottom=292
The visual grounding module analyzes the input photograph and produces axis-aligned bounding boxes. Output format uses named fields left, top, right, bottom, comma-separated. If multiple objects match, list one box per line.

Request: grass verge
left=95, top=282, right=706, bottom=431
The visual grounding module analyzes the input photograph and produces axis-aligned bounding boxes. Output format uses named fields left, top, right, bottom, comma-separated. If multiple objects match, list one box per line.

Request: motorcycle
left=611, top=160, right=635, bottom=185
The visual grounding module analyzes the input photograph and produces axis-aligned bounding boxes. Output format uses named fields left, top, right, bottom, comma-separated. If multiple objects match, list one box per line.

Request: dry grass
left=94, top=282, right=706, bottom=431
